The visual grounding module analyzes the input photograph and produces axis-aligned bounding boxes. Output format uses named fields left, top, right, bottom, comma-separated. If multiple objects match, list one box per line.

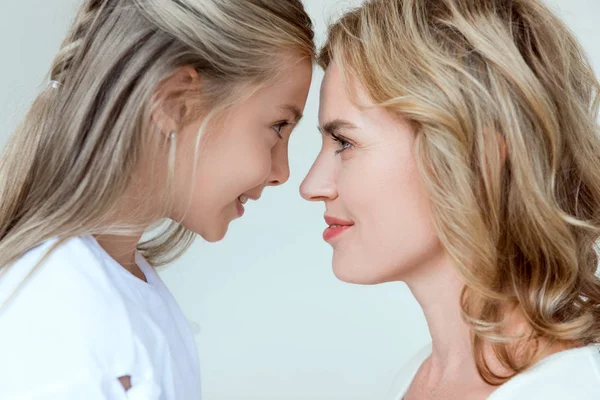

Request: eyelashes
left=273, top=121, right=354, bottom=154
left=329, top=132, right=353, bottom=154
left=272, top=121, right=291, bottom=139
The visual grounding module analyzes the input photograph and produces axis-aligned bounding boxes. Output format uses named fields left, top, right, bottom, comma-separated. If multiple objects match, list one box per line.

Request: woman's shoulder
left=489, top=345, right=600, bottom=400
left=386, top=343, right=432, bottom=400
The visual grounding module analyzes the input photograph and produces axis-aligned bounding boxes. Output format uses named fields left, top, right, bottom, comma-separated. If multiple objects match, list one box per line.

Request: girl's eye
left=272, top=122, right=290, bottom=139
left=330, top=133, right=353, bottom=155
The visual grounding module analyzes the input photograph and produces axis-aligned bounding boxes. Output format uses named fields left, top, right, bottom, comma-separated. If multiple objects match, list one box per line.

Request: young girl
left=302, top=0, right=600, bottom=398
left=0, top=0, right=314, bottom=398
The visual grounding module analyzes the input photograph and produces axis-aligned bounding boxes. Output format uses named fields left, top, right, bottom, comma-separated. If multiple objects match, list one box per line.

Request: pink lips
left=236, top=198, right=245, bottom=217
left=323, top=216, right=354, bottom=242
left=236, top=193, right=260, bottom=218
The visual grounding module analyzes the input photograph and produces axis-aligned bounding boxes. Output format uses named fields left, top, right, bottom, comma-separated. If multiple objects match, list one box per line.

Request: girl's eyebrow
left=280, top=105, right=304, bottom=123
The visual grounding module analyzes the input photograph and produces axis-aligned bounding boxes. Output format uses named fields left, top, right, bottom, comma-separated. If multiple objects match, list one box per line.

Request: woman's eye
left=330, top=133, right=353, bottom=155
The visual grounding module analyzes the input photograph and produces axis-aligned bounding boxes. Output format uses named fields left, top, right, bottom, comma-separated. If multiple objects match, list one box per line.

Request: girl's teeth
left=239, top=195, right=248, bottom=205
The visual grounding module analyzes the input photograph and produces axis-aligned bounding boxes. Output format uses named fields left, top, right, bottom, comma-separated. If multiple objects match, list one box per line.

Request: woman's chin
left=332, top=263, right=388, bottom=285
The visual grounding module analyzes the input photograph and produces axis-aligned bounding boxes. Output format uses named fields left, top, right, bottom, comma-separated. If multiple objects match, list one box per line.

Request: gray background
left=0, top=1, right=598, bottom=399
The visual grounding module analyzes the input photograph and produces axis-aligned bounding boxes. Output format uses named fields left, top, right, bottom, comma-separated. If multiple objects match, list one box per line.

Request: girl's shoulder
left=0, top=235, right=131, bottom=313
left=0, top=236, right=165, bottom=397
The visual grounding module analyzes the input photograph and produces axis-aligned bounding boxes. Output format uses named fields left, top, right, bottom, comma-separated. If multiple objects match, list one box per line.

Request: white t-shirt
left=388, top=343, right=600, bottom=399
left=0, top=235, right=202, bottom=399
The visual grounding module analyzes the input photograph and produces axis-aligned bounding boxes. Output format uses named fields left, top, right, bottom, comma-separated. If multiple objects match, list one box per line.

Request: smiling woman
left=303, top=0, right=600, bottom=399
left=0, top=0, right=314, bottom=398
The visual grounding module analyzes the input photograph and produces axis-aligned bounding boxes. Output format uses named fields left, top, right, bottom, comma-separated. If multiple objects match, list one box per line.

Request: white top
left=0, top=235, right=202, bottom=399
left=388, top=343, right=600, bottom=399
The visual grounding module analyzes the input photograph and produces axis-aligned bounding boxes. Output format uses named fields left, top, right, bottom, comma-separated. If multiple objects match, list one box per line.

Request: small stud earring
left=169, top=131, right=177, bottom=140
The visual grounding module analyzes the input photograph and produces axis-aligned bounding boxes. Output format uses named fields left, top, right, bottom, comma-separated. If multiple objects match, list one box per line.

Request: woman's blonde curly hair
left=320, top=0, right=600, bottom=384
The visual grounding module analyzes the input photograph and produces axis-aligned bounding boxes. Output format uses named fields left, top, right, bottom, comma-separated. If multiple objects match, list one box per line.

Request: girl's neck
left=94, top=233, right=147, bottom=282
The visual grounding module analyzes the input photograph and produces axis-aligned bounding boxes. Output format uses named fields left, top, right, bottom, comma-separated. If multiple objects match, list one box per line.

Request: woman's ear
left=151, top=66, right=200, bottom=139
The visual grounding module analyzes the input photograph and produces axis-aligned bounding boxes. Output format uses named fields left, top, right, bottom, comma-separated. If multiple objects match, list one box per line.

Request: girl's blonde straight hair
left=0, top=0, right=315, bottom=281
left=320, top=0, right=600, bottom=384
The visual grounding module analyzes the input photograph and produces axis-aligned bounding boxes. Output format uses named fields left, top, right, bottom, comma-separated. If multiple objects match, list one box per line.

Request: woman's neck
left=404, top=253, right=495, bottom=396
left=404, top=253, right=579, bottom=398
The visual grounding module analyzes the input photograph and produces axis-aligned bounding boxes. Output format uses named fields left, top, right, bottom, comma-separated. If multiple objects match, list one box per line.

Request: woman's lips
left=323, top=216, right=354, bottom=242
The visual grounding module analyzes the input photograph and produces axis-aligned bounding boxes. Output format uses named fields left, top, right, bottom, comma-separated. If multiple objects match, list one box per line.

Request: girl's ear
left=151, top=66, right=200, bottom=139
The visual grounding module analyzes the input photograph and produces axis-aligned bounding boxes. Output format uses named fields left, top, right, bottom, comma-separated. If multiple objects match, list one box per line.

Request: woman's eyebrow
left=318, top=119, right=358, bottom=136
